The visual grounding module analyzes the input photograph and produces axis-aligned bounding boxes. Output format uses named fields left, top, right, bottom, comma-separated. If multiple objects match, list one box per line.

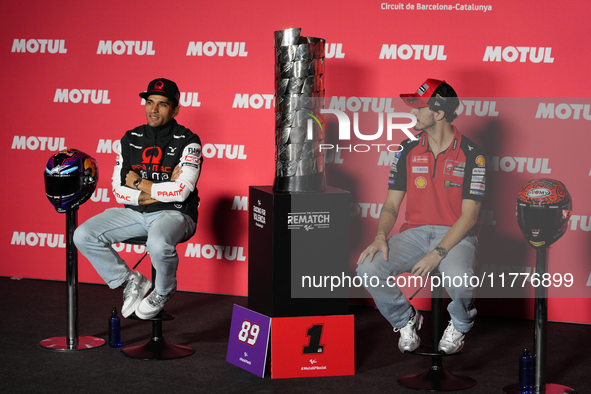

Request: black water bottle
left=108, top=307, right=121, bottom=348
left=519, top=348, right=533, bottom=394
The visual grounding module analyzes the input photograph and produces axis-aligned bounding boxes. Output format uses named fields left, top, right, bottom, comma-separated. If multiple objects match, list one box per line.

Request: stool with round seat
left=397, top=270, right=476, bottom=391
left=118, top=236, right=195, bottom=360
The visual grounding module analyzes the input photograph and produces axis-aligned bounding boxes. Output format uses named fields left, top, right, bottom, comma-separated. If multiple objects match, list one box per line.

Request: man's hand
left=171, top=165, right=182, bottom=181
left=357, top=234, right=389, bottom=265
left=125, top=170, right=156, bottom=204
left=138, top=192, right=158, bottom=205
left=411, top=250, right=442, bottom=277
left=125, top=171, right=140, bottom=188
left=126, top=166, right=182, bottom=205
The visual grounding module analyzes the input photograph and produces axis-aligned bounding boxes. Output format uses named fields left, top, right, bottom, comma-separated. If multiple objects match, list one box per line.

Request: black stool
left=119, top=236, right=195, bottom=360
left=398, top=270, right=476, bottom=391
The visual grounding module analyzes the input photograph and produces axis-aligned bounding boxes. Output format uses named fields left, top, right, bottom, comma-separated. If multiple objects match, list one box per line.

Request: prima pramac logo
left=142, top=147, right=162, bottom=164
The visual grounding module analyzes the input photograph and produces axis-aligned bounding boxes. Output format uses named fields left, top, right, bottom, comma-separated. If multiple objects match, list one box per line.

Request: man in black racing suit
left=74, top=78, right=203, bottom=320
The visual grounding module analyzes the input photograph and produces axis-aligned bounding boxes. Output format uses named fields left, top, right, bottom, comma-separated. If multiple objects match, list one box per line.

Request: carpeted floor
left=0, top=276, right=588, bottom=394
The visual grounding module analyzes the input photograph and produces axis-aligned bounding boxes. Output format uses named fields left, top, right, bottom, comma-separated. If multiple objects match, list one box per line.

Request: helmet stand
left=40, top=208, right=106, bottom=351
left=503, top=247, right=576, bottom=394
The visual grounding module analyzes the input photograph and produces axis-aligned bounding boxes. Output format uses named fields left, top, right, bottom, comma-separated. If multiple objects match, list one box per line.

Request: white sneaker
left=394, top=307, right=423, bottom=353
left=135, top=289, right=175, bottom=320
left=438, top=320, right=465, bottom=354
left=121, top=271, right=151, bottom=318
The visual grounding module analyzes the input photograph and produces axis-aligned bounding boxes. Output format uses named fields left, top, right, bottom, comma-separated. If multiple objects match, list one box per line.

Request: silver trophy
left=273, top=28, right=326, bottom=192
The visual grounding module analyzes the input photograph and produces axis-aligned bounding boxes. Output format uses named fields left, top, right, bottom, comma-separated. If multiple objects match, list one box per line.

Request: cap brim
left=139, top=92, right=178, bottom=105
left=400, top=93, right=429, bottom=108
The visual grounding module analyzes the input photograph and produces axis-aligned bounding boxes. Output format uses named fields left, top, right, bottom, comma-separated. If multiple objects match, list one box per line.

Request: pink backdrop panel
left=2, top=0, right=590, bottom=323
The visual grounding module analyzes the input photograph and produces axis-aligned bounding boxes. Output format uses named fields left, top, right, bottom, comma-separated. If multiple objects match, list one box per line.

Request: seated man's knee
left=145, top=237, right=176, bottom=259
left=356, top=258, right=379, bottom=278
left=73, top=223, right=91, bottom=248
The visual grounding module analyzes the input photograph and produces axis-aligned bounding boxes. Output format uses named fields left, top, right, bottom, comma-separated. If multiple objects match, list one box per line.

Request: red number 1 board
left=270, top=314, right=355, bottom=379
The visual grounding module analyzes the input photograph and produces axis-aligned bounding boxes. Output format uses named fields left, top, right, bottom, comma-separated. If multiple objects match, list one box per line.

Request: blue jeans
left=356, top=225, right=478, bottom=333
left=73, top=208, right=196, bottom=295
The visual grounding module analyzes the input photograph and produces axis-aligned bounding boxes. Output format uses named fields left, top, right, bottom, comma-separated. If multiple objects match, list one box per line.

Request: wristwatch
left=435, top=246, right=448, bottom=259
left=133, top=178, right=142, bottom=190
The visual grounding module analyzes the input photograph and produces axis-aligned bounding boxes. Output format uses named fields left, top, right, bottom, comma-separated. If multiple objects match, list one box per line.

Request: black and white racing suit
left=74, top=119, right=203, bottom=295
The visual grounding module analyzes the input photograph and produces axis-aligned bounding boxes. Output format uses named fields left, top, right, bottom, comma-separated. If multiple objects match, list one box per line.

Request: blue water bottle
left=519, top=348, right=533, bottom=394
left=108, top=307, right=121, bottom=348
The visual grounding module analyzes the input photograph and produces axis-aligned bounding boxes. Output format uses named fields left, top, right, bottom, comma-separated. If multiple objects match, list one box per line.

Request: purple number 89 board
left=226, top=304, right=271, bottom=377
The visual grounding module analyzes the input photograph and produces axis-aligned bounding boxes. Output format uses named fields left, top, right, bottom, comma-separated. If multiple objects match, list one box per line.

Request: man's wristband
left=133, top=178, right=142, bottom=190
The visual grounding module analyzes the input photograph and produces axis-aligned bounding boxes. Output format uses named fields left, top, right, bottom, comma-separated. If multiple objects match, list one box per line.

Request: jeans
left=356, top=225, right=478, bottom=333
left=73, top=208, right=196, bottom=295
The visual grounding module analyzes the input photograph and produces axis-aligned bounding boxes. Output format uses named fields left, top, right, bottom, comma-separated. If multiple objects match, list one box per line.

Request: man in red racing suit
left=357, top=79, right=485, bottom=355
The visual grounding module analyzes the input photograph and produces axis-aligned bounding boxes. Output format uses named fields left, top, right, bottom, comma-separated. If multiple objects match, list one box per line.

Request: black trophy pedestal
left=248, top=186, right=350, bottom=317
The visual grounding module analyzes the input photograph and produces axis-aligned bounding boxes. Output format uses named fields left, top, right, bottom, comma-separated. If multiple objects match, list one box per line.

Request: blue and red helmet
left=44, top=149, right=98, bottom=213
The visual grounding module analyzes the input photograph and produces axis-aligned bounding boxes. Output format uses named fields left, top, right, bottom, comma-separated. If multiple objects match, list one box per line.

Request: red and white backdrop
left=2, top=1, right=590, bottom=324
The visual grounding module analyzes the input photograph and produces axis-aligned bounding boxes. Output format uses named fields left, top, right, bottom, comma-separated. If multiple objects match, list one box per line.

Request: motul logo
left=325, top=149, right=344, bottom=164
left=570, top=216, right=591, bottom=231
left=202, top=144, right=247, bottom=160
left=11, top=39, right=67, bottom=53
left=96, top=139, right=121, bottom=154
left=180, top=92, right=201, bottom=107
left=456, top=101, right=499, bottom=117
left=325, top=43, right=345, bottom=58
left=536, top=103, right=591, bottom=120
left=141, top=92, right=201, bottom=107
left=487, top=156, right=551, bottom=173
left=351, top=203, right=383, bottom=218
left=11, top=232, right=66, bottom=248
left=328, top=96, right=396, bottom=113
left=232, top=196, right=248, bottom=210
left=186, top=42, right=248, bottom=57
left=379, top=44, right=447, bottom=60
left=185, top=244, right=246, bottom=261
left=96, top=40, right=155, bottom=55
left=12, top=136, right=66, bottom=151
left=232, top=94, right=274, bottom=109
left=54, top=89, right=111, bottom=104
left=482, top=46, right=554, bottom=63
left=90, top=188, right=111, bottom=203
left=113, top=243, right=146, bottom=254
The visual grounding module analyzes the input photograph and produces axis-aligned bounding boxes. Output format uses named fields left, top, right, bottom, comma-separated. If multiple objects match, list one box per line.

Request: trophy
left=273, top=28, right=326, bottom=192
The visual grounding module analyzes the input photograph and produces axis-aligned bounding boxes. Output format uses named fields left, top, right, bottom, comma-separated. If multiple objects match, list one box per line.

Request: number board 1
left=270, top=314, right=355, bottom=379
left=226, top=304, right=272, bottom=377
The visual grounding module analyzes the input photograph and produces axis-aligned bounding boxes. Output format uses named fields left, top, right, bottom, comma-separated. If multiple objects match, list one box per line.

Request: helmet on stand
left=44, top=149, right=99, bottom=213
left=517, top=178, right=572, bottom=249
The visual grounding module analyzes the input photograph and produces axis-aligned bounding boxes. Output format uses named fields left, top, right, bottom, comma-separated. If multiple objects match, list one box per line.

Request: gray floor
left=1, top=276, right=589, bottom=394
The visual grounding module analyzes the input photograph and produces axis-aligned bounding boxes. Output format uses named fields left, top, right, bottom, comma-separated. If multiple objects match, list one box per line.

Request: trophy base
left=273, top=172, right=325, bottom=193
left=248, top=185, right=350, bottom=317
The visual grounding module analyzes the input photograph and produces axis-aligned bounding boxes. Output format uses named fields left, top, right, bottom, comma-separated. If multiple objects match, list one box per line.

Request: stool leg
left=120, top=317, right=195, bottom=360
left=398, top=279, right=476, bottom=391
